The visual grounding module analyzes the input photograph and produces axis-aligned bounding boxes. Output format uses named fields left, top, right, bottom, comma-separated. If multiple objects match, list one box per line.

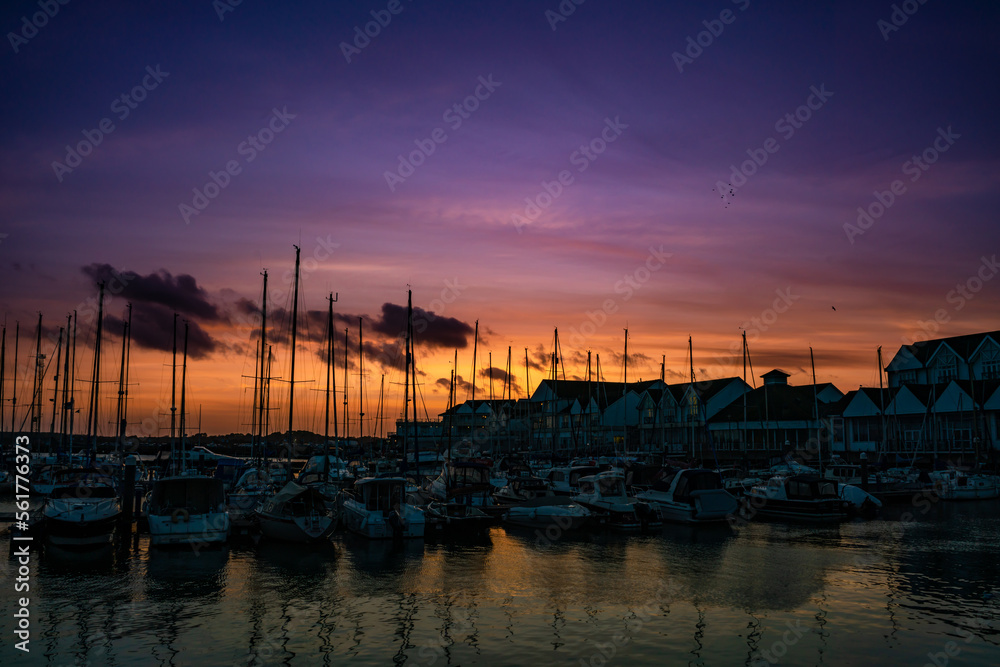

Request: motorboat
left=339, top=476, right=425, bottom=539
left=743, top=474, right=850, bottom=522
left=572, top=471, right=661, bottom=532
left=43, top=468, right=121, bottom=547
left=636, top=468, right=738, bottom=524
left=146, top=473, right=230, bottom=547
left=424, top=501, right=494, bottom=535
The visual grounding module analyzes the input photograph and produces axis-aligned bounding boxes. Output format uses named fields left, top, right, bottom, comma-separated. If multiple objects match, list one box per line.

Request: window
left=982, top=360, right=1000, bottom=380
left=936, top=364, right=957, bottom=383
left=897, top=370, right=916, bottom=385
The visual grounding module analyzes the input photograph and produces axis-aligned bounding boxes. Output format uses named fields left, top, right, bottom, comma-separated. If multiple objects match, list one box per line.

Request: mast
left=470, top=320, right=478, bottom=406
left=11, top=322, right=18, bottom=437
left=180, top=321, right=189, bottom=473
left=688, top=335, right=695, bottom=459
left=257, top=271, right=268, bottom=460
left=623, top=327, right=628, bottom=455
left=877, top=346, right=887, bottom=456
left=358, top=316, right=365, bottom=442
left=402, top=291, right=411, bottom=470
left=68, top=314, right=76, bottom=451
left=587, top=350, right=592, bottom=453
left=324, top=294, right=332, bottom=467
left=743, top=331, right=748, bottom=456
left=122, top=304, right=132, bottom=452
left=88, top=283, right=105, bottom=462
left=287, top=245, right=300, bottom=439
left=115, top=315, right=127, bottom=457
left=810, top=346, right=820, bottom=472
left=506, top=345, right=512, bottom=455
left=551, top=328, right=558, bottom=458
left=0, top=326, right=5, bottom=446
left=524, top=347, right=531, bottom=452
left=377, top=374, right=385, bottom=440
left=342, top=328, right=348, bottom=440
left=31, top=313, right=42, bottom=435
left=49, top=326, right=64, bottom=445
left=447, top=350, right=456, bottom=459
left=489, top=351, right=493, bottom=454
left=170, top=312, right=178, bottom=469
left=409, top=290, right=418, bottom=466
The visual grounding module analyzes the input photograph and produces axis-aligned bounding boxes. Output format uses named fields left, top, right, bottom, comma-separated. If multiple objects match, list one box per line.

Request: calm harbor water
left=2, top=500, right=999, bottom=666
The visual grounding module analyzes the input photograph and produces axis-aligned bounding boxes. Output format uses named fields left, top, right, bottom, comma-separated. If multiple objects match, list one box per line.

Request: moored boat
left=636, top=468, right=738, bottom=524
left=146, top=473, right=231, bottom=547
left=743, top=474, right=850, bottom=522
left=340, top=476, right=425, bottom=539
left=572, top=471, right=661, bottom=532
left=257, top=481, right=336, bottom=543
left=43, top=468, right=121, bottom=547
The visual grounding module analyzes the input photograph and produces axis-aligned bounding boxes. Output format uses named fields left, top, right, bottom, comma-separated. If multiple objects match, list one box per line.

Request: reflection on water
left=1, top=499, right=999, bottom=665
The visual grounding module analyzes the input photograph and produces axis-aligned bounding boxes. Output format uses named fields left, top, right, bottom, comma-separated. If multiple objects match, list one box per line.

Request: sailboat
left=43, top=285, right=122, bottom=546
left=146, top=321, right=231, bottom=547
left=256, top=247, right=337, bottom=543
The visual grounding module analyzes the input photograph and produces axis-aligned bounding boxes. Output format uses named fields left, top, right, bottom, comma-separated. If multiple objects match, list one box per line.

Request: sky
left=1, top=0, right=998, bottom=438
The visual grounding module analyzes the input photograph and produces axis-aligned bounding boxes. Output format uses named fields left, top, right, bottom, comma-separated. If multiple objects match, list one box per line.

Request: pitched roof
left=890, top=330, right=1000, bottom=368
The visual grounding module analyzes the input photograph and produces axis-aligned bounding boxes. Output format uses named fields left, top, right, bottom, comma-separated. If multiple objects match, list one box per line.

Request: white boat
left=743, top=474, right=850, bottom=522
left=572, top=471, right=661, bottom=532
left=930, top=470, right=1000, bottom=500
left=340, top=477, right=425, bottom=539
left=503, top=496, right=592, bottom=530
left=636, top=469, right=738, bottom=524
left=257, top=481, right=336, bottom=543
left=43, top=468, right=121, bottom=547
left=146, top=474, right=231, bottom=547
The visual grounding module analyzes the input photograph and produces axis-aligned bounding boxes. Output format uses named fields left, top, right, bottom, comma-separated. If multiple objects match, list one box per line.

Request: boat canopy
left=148, top=476, right=226, bottom=514
left=356, top=478, right=406, bottom=512
left=785, top=475, right=839, bottom=500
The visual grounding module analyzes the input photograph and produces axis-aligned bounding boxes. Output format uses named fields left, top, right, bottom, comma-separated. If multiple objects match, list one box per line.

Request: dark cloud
left=366, top=302, right=474, bottom=349
left=83, top=264, right=221, bottom=321
left=477, top=366, right=521, bottom=395
left=105, top=304, right=216, bottom=359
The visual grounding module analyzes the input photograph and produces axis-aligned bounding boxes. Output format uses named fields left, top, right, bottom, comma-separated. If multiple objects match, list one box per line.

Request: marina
left=2, top=497, right=999, bottom=665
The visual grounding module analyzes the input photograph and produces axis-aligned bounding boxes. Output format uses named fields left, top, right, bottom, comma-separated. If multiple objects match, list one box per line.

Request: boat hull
left=341, top=502, right=425, bottom=539
left=257, top=512, right=334, bottom=543
left=148, top=511, right=231, bottom=547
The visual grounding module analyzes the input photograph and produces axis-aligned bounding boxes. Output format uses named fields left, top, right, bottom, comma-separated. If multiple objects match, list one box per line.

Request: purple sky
left=1, top=0, right=998, bottom=435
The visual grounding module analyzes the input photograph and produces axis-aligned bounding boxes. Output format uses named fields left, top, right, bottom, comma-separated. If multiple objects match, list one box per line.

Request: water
left=2, top=500, right=999, bottom=666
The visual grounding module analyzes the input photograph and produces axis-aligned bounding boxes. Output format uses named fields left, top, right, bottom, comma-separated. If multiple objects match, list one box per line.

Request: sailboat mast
left=409, top=291, right=418, bottom=466
left=623, top=327, right=628, bottom=455
left=49, top=327, right=63, bottom=440
left=0, top=326, right=5, bottom=446
left=122, top=304, right=132, bottom=450
left=325, top=294, right=333, bottom=442
left=810, top=347, right=820, bottom=471
left=115, top=316, right=127, bottom=457
left=68, top=314, right=76, bottom=451
left=551, top=328, right=558, bottom=458
left=743, top=331, right=748, bottom=455
left=402, top=291, right=411, bottom=470
left=877, top=346, right=886, bottom=455
left=288, top=245, right=300, bottom=438
left=359, top=317, right=365, bottom=441
left=88, top=283, right=105, bottom=461
left=688, top=335, right=695, bottom=460
left=342, top=328, right=348, bottom=440
left=31, top=312, right=42, bottom=435
left=258, top=270, right=268, bottom=456
left=524, top=347, right=531, bottom=452
left=471, top=320, right=478, bottom=406
left=10, top=322, right=18, bottom=436
left=180, top=321, right=189, bottom=472
left=170, top=312, right=178, bottom=467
